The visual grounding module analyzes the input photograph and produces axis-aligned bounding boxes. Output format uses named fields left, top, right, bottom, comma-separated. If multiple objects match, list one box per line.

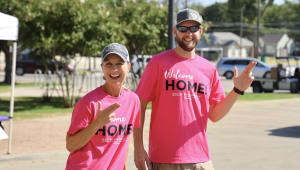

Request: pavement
left=0, top=75, right=300, bottom=170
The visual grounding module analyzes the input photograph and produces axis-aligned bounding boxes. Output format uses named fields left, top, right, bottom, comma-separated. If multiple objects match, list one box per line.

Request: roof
left=261, top=34, right=284, bottom=45
left=199, top=32, right=253, bottom=48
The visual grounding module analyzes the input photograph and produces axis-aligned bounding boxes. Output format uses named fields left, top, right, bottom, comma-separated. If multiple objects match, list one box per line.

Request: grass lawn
left=0, top=97, right=72, bottom=119
left=0, top=83, right=35, bottom=93
left=238, top=92, right=300, bottom=101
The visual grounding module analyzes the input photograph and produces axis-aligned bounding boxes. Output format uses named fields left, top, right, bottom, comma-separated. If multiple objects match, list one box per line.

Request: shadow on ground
left=268, top=126, right=300, bottom=138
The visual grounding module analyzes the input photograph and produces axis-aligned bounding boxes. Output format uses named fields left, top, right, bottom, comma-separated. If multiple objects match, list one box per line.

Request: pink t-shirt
left=65, top=87, right=140, bottom=170
left=136, top=49, right=225, bottom=163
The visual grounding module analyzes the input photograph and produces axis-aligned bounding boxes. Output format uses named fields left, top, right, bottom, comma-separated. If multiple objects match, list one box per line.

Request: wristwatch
left=233, top=87, right=244, bottom=95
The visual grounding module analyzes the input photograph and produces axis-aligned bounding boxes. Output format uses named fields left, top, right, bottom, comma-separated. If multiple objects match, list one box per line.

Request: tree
left=8, top=0, right=95, bottom=106
left=262, top=1, right=300, bottom=42
left=203, top=2, right=229, bottom=33
left=20, top=0, right=129, bottom=107
left=1, top=0, right=170, bottom=107
left=117, top=0, right=168, bottom=56
left=286, top=0, right=300, bottom=42
left=225, top=0, right=274, bottom=39
left=203, top=3, right=228, bottom=23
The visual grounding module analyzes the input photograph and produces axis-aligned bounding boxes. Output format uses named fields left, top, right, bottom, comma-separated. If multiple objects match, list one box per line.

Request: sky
left=194, top=0, right=288, bottom=6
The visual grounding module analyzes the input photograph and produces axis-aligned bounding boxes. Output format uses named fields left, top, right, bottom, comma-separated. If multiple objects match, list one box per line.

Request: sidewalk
left=1, top=98, right=300, bottom=170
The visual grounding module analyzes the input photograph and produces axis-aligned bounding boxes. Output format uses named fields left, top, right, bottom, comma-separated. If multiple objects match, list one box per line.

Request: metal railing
left=34, top=69, right=139, bottom=94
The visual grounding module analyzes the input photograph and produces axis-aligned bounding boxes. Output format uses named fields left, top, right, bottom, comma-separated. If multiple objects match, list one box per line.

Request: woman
left=65, top=43, right=140, bottom=170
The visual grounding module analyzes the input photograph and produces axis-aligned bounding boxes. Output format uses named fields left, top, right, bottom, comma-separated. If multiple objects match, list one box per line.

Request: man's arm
left=133, top=98, right=151, bottom=170
left=209, top=61, right=256, bottom=122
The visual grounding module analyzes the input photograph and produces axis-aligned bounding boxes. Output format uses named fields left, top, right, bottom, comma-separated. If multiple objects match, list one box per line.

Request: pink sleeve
left=67, top=99, right=93, bottom=135
left=209, top=69, right=226, bottom=105
left=136, top=59, right=159, bottom=102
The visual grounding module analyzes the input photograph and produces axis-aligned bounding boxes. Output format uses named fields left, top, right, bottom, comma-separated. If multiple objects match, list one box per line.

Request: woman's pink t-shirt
left=65, top=87, right=140, bottom=170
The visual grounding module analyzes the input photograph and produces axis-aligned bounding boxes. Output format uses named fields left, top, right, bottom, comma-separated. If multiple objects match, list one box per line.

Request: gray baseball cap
left=176, top=8, right=203, bottom=26
left=102, top=43, right=130, bottom=62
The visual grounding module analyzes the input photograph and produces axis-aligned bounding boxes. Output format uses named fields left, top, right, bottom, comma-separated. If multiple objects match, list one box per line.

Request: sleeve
left=209, top=68, right=226, bottom=105
left=135, top=58, right=159, bottom=102
left=67, top=98, right=93, bottom=135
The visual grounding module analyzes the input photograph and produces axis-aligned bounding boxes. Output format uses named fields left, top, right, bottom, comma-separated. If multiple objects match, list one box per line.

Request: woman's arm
left=66, top=102, right=120, bottom=152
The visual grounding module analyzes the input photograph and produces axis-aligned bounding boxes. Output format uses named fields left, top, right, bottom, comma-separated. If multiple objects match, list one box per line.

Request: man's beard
left=176, top=36, right=199, bottom=52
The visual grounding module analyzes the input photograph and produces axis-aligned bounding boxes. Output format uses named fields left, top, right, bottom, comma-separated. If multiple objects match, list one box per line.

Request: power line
left=208, top=22, right=300, bottom=28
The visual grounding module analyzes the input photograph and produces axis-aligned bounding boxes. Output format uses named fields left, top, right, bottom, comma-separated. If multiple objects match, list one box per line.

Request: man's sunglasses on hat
left=176, top=25, right=201, bottom=33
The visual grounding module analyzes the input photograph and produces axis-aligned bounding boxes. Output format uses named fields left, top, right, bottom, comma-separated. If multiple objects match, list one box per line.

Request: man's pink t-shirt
left=65, top=87, right=140, bottom=170
left=136, top=49, right=225, bottom=163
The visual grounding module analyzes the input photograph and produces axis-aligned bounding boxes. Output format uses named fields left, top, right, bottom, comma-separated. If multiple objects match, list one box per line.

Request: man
left=133, top=8, right=256, bottom=170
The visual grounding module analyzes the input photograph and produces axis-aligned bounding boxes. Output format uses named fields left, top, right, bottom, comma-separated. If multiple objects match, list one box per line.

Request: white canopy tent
left=0, top=12, right=19, bottom=154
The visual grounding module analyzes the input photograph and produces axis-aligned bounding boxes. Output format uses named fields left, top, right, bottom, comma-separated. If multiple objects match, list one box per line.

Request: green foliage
left=202, top=0, right=300, bottom=42
left=118, top=0, right=168, bottom=56
left=285, top=1, right=300, bottom=42
left=1, top=0, right=169, bottom=58
left=0, top=0, right=170, bottom=107
left=262, top=1, right=300, bottom=42
left=227, top=0, right=257, bottom=23
left=263, top=5, right=287, bottom=27
left=203, top=3, right=227, bottom=23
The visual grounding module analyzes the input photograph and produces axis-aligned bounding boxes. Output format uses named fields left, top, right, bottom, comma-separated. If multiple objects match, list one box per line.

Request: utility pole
left=240, top=7, right=244, bottom=57
left=168, top=0, right=175, bottom=49
left=255, top=0, right=261, bottom=58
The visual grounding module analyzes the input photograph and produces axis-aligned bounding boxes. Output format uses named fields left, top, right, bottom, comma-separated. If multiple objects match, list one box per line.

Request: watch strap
left=233, top=87, right=244, bottom=95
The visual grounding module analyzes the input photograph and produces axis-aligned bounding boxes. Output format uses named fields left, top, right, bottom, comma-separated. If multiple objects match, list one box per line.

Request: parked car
left=16, top=49, right=73, bottom=76
left=216, top=57, right=271, bottom=79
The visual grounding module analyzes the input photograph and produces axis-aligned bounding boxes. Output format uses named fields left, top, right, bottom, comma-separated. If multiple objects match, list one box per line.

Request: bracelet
left=233, top=87, right=244, bottom=95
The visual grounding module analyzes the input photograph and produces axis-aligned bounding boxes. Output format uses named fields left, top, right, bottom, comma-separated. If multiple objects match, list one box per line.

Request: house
left=261, top=33, right=296, bottom=57
left=196, top=32, right=254, bottom=60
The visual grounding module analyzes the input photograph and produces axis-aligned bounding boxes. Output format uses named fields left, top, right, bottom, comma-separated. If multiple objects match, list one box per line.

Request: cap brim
left=176, top=20, right=201, bottom=26
left=103, top=52, right=128, bottom=62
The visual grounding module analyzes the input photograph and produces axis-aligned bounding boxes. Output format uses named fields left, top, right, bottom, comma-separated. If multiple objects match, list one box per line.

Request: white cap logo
left=190, top=13, right=197, bottom=20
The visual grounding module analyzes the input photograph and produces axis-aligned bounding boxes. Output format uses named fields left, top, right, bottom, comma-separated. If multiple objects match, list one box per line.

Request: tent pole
left=8, top=41, right=17, bottom=154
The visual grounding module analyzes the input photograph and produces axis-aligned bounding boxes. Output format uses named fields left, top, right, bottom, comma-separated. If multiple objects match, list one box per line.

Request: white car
left=216, top=57, right=271, bottom=79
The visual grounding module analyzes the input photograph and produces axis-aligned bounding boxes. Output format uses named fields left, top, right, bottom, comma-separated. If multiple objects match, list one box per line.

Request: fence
left=34, top=69, right=139, bottom=97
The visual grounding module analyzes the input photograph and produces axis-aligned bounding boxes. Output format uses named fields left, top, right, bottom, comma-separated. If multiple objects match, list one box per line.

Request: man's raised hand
left=233, top=61, right=257, bottom=91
